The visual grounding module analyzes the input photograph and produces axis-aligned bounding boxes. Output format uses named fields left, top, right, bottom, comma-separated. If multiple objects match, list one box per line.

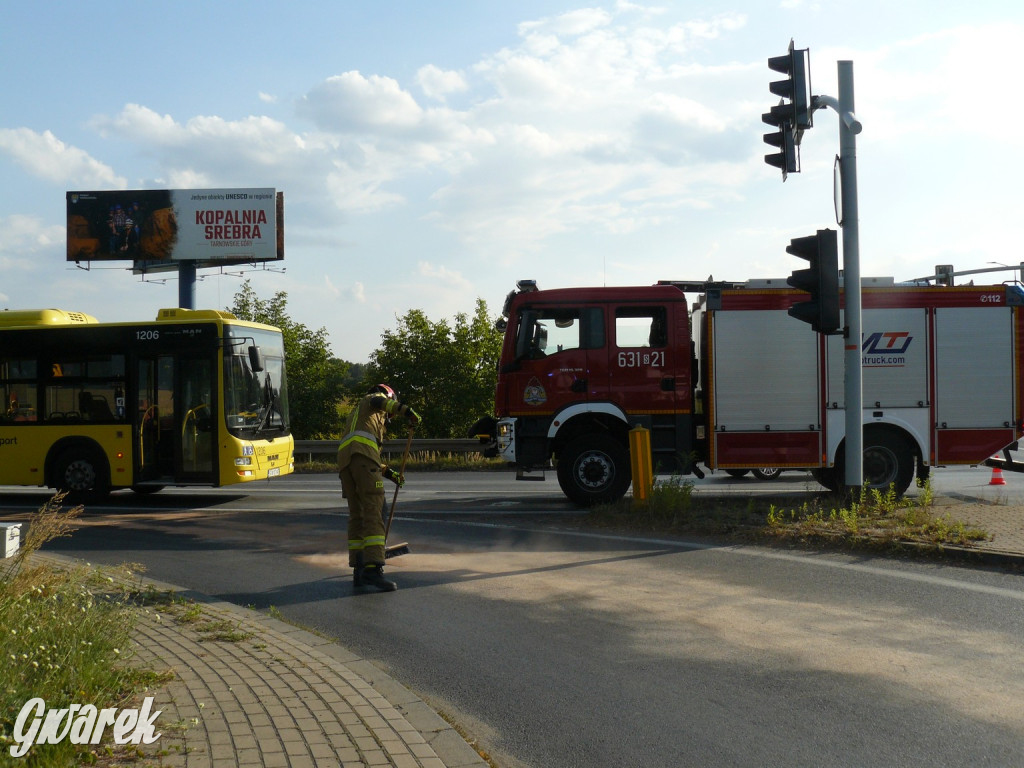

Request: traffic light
left=786, top=228, right=840, bottom=334
left=762, top=117, right=797, bottom=179
left=763, top=40, right=812, bottom=179
left=769, top=40, right=812, bottom=133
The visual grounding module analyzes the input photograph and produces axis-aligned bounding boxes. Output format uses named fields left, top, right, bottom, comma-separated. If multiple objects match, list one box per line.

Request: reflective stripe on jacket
left=337, top=393, right=406, bottom=469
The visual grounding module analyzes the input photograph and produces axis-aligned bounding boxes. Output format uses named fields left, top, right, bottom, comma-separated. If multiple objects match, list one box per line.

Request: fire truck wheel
left=752, top=468, right=782, bottom=480
left=811, top=467, right=840, bottom=493
left=556, top=434, right=631, bottom=506
left=830, top=431, right=914, bottom=496
left=725, top=469, right=750, bottom=478
left=861, top=431, right=914, bottom=495
left=54, top=447, right=111, bottom=500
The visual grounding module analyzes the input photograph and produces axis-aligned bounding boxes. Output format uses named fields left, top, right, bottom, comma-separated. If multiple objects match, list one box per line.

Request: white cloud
left=0, top=128, right=126, bottom=187
left=417, top=260, right=472, bottom=291
left=416, top=65, right=468, bottom=101
left=0, top=214, right=65, bottom=262
left=518, top=8, right=613, bottom=38
left=298, top=71, right=424, bottom=132
left=852, top=24, right=1023, bottom=141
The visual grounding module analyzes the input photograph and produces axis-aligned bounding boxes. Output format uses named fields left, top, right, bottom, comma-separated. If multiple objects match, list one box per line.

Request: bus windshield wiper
left=255, top=374, right=281, bottom=433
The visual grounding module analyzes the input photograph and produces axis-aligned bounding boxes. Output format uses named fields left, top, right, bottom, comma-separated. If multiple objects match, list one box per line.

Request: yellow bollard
left=629, top=425, right=653, bottom=505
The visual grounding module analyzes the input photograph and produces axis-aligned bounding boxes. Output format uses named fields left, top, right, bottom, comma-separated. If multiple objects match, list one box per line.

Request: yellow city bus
left=0, top=307, right=294, bottom=497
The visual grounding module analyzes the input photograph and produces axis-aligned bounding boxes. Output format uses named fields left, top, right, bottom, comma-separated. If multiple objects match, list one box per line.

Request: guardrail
left=293, top=438, right=485, bottom=462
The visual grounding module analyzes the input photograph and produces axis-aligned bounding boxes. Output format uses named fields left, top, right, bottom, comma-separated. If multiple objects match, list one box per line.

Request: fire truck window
left=615, top=308, right=667, bottom=348
left=542, top=311, right=581, bottom=354
left=519, top=309, right=583, bottom=357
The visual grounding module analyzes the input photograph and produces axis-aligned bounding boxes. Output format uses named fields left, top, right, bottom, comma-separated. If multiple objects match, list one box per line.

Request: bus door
left=136, top=354, right=216, bottom=483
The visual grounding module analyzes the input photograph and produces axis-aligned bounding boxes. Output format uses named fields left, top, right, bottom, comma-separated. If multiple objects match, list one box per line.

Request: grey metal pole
left=178, top=261, right=197, bottom=309
left=838, top=61, right=863, bottom=494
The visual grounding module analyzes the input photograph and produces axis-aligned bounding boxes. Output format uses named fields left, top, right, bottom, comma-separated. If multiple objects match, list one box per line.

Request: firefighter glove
left=407, top=407, right=421, bottom=426
left=383, top=466, right=405, bottom=487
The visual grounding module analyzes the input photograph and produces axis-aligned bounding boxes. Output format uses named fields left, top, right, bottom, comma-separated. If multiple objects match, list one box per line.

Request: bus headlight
left=234, top=457, right=253, bottom=466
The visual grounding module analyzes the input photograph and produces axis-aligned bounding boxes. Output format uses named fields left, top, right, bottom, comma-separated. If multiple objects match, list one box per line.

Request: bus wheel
left=556, top=434, right=631, bottom=507
left=54, top=449, right=110, bottom=500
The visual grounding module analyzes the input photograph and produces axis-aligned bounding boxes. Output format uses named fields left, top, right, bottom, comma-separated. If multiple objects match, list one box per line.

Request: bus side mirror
left=248, top=345, right=265, bottom=373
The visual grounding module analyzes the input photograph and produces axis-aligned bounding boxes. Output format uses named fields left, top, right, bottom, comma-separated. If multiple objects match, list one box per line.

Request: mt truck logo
left=863, top=331, right=912, bottom=367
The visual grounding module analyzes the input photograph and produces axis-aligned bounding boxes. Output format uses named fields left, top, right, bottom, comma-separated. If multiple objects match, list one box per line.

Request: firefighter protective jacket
left=337, top=393, right=415, bottom=470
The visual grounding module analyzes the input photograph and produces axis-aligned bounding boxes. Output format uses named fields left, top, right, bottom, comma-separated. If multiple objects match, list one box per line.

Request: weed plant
left=0, top=494, right=163, bottom=767
left=764, top=482, right=987, bottom=548
left=592, top=477, right=987, bottom=552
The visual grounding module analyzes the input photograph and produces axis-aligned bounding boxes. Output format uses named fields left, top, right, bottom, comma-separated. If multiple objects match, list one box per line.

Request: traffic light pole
left=815, top=61, right=863, bottom=494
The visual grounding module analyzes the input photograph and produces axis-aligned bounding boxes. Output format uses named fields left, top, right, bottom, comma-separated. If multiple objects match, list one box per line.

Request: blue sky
left=1, top=1, right=1021, bottom=362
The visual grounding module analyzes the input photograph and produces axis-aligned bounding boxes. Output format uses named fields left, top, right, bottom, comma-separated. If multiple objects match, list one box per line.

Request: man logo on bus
left=863, top=331, right=912, bottom=355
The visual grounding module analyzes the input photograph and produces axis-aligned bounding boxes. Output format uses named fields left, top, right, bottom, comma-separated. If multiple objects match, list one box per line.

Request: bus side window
left=2, top=358, right=38, bottom=422
left=79, top=391, right=114, bottom=421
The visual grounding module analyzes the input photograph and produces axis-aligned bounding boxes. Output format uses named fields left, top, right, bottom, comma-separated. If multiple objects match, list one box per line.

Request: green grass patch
left=0, top=494, right=171, bottom=767
left=590, top=477, right=989, bottom=553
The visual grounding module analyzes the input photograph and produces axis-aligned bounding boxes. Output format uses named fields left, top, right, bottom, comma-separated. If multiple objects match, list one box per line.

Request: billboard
left=66, top=188, right=284, bottom=266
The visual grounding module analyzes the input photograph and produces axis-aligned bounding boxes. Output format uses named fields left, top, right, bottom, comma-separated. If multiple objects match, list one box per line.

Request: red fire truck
left=476, top=277, right=1024, bottom=505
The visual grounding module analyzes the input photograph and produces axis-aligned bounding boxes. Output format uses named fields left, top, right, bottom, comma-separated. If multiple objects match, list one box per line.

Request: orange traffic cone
left=989, top=460, right=1006, bottom=486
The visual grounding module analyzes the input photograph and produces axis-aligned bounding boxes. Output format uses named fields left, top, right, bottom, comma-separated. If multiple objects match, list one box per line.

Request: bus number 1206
left=136, top=330, right=160, bottom=341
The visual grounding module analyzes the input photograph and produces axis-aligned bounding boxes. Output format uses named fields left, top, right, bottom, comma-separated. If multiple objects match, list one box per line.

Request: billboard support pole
left=178, top=261, right=196, bottom=309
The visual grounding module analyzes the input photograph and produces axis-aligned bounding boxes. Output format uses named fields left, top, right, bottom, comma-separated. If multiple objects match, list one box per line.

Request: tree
left=356, top=299, right=502, bottom=439
left=228, top=281, right=344, bottom=439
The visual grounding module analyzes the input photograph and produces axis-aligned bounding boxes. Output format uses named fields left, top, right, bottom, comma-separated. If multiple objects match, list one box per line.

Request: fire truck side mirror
left=786, top=228, right=840, bottom=334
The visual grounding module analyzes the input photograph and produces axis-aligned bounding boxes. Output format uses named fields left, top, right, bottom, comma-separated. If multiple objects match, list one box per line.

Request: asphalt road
left=5, top=470, right=1024, bottom=767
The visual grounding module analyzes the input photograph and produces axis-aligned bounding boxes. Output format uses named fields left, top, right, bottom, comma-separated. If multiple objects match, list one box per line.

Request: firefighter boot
left=361, top=564, right=397, bottom=592
left=352, top=551, right=364, bottom=588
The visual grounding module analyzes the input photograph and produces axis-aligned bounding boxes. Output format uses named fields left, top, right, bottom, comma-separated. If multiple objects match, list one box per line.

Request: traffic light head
left=763, top=41, right=812, bottom=179
left=768, top=41, right=812, bottom=131
left=763, top=121, right=797, bottom=178
left=786, top=229, right=840, bottom=334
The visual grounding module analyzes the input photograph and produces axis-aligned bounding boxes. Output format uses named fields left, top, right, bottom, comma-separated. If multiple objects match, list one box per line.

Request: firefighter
left=338, top=384, right=420, bottom=591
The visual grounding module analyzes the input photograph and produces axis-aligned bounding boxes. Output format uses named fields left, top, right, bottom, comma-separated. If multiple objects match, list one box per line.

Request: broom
left=384, top=426, right=414, bottom=558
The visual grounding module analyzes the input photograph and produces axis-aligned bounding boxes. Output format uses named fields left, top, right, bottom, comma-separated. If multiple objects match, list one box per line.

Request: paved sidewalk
left=912, top=476, right=1024, bottom=564
left=34, top=553, right=490, bottom=768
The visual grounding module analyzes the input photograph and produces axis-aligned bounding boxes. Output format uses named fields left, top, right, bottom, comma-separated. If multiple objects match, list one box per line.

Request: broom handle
left=385, top=426, right=415, bottom=539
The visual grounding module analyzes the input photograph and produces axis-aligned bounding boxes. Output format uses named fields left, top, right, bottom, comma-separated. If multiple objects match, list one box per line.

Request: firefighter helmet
left=371, top=383, right=397, bottom=400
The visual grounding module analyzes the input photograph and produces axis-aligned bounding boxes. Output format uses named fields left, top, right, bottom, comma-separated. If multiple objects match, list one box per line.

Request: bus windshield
left=223, top=326, right=290, bottom=439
